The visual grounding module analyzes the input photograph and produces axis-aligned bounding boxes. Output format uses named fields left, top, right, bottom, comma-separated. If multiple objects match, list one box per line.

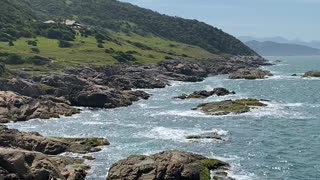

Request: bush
left=112, top=51, right=136, bottom=63
left=27, top=40, right=37, bottom=46
left=0, top=54, right=25, bottom=64
left=31, top=47, right=40, bottom=53
left=58, top=40, right=73, bottom=48
left=8, top=41, right=14, bottom=46
left=105, top=48, right=115, bottom=53
left=97, top=43, right=104, bottom=48
left=28, top=55, right=51, bottom=65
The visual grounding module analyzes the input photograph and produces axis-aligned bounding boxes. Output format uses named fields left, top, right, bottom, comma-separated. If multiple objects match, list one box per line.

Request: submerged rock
left=0, top=125, right=109, bottom=155
left=0, top=91, right=79, bottom=123
left=107, top=150, right=229, bottom=180
left=303, top=71, right=320, bottom=78
left=196, top=99, right=267, bottom=115
left=0, top=147, right=88, bottom=180
left=186, top=132, right=226, bottom=142
left=229, top=68, right=273, bottom=79
left=175, top=88, right=235, bottom=99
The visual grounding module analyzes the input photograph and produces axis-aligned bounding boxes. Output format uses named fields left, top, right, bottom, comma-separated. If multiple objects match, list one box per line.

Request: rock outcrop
left=0, top=91, right=79, bottom=123
left=229, top=68, right=273, bottom=79
left=175, top=88, right=235, bottom=99
left=196, top=99, right=267, bottom=115
left=303, top=71, right=320, bottom=78
left=107, top=150, right=230, bottom=180
left=0, top=148, right=88, bottom=180
left=186, top=132, right=227, bottom=142
left=0, top=125, right=109, bottom=155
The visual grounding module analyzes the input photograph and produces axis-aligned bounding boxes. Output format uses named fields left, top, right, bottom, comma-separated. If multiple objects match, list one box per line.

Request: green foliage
left=112, top=51, right=137, bottom=63
left=0, top=53, right=23, bottom=64
left=27, top=40, right=37, bottom=46
left=20, top=0, right=255, bottom=56
left=28, top=55, right=51, bottom=65
left=58, top=40, right=73, bottom=48
left=8, top=41, right=14, bottom=46
left=31, top=47, right=40, bottom=53
left=97, top=43, right=104, bottom=48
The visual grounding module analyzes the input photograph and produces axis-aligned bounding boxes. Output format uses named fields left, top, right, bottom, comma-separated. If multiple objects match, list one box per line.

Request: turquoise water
left=8, top=56, right=320, bottom=180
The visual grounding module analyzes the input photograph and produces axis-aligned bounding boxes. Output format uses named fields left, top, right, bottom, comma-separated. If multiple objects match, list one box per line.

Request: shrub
left=31, top=47, right=40, bottom=54
left=105, top=48, right=115, bottom=53
left=97, top=43, right=104, bottom=48
left=1, top=54, right=25, bottom=64
left=27, top=40, right=37, bottom=46
left=58, top=40, right=73, bottom=48
left=28, top=55, right=51, bottom=65
left=8, top=41, right=14, bottom=46
left=112, top=51, right=136, bottom=63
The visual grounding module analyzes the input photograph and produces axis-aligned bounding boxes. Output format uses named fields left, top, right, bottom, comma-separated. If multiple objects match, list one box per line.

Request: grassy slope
left=0, top=32, right=216, bottom=74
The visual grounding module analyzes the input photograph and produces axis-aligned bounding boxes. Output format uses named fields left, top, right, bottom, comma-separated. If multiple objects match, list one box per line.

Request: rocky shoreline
left=0, top=56, right=271, bottom=179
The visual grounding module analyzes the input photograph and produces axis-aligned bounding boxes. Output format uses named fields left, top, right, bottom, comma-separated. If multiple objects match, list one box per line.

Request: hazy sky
left=120, top=0, right=319, bottom=41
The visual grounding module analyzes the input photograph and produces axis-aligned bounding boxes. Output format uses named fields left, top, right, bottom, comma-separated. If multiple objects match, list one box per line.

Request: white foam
left=150, top=110, right=213, bottom=118
left=240, top=101, right=314, bottom=119
left=137, top=126, right=228, bottom=142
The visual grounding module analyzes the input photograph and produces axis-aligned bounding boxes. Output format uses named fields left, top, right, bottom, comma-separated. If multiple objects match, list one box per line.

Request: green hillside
left=0, top=0, right=257, bottom=75
left=23, top=0, right=255, bottom=56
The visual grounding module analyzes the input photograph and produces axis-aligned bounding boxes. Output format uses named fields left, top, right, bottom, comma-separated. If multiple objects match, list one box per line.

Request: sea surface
left=7, top=56, right=320, bottom=180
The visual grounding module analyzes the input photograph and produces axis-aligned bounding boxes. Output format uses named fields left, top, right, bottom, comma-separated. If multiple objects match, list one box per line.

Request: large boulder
left=0, top=148, right=88, bottom=180
left=229, top=68, right=273, bottom=80
left=161, top=60, right=208, bottom=77
left=70, top=89, right=149, bottom=108
left=175, top=88, right=235, bottom=99
left=303, top=71, right=320, bottom=78
left=0, top=79, right=45, bottom=97
left=0, top=125, right=109, bottom=155
left=196, top=99, right=267, bottom=115
left=107, top=150, right=230, bottom=180
left=0, top=91, right=79, bottom=123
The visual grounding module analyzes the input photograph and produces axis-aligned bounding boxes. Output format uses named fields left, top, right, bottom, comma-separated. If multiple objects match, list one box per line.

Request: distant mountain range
left=245, top=40, right=320, bottom=56
left=239, top=36, right=320, bottom=49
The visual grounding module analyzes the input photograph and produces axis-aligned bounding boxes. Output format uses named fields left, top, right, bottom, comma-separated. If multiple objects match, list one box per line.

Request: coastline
left=0, top=56, right=272, bottom=179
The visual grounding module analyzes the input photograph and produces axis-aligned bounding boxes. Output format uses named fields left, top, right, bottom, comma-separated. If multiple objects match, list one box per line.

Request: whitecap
left=136, top=126, right=228, bottom=143
left=150, top=110, right=213, bottom=118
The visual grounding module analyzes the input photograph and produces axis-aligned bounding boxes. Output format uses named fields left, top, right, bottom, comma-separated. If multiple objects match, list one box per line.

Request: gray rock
left=107, top=150, right=229, bottom=180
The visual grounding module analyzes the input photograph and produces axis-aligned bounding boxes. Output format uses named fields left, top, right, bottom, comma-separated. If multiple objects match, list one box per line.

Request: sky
left=120, top=0, right=319, bottom=41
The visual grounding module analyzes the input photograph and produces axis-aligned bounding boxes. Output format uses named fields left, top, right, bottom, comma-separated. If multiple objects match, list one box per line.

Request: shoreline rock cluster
left=0, top=56, right=270, bottom=179
left=175, top=87, right=235, bottom=99
left=196, top=99, right=267, bottom=115
left=0, top=125, right=109, bottom=179
left=0, top=56, right=269, bottom=124
left=107, top=150, right=232, bottom=180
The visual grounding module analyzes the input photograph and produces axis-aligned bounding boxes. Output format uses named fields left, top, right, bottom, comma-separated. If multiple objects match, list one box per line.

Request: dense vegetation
left=0, top=0, right=258, bottom=75
left=21, top=0, right=256, bottom=56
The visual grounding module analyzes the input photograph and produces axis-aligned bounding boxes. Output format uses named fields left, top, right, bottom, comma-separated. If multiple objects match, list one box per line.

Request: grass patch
left=0, top=32, right=218, bottom=74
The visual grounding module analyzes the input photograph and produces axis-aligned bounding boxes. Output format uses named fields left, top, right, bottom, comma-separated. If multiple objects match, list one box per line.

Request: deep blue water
left=8, top=56, right=320, bottom=180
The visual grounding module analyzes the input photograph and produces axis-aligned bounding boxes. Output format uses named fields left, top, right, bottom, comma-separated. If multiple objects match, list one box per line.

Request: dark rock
left=0, top=91, right=79, bottom=123
left=196, top=99, right=267, bottom=115
left=160, top=60, right=207, bottom=77
left=229, top=68, right=273, bottom=79
left=107, top=150, right=229, bottom=180
left=175, top=88, right=235, bottom=99
left=186, top=132, right=226, bottom=141
left=0, top=125, right=109, bottom=155
left=0, top=148, right=88, bottom=180
left=303, top=71, right=320, bottom=78
left=0, top=79, right=45, bottom=97
left=291, top=74, right=297, bottom=76
left=70, top=89, right=149, bottom=108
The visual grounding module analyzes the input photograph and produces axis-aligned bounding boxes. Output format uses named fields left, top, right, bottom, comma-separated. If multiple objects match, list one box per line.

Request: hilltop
left=0, top=0, right=258, bottom=75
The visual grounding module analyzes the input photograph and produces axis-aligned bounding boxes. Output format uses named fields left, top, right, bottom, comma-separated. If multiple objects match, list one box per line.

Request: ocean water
left=7, top=56, right=320, bottom=180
